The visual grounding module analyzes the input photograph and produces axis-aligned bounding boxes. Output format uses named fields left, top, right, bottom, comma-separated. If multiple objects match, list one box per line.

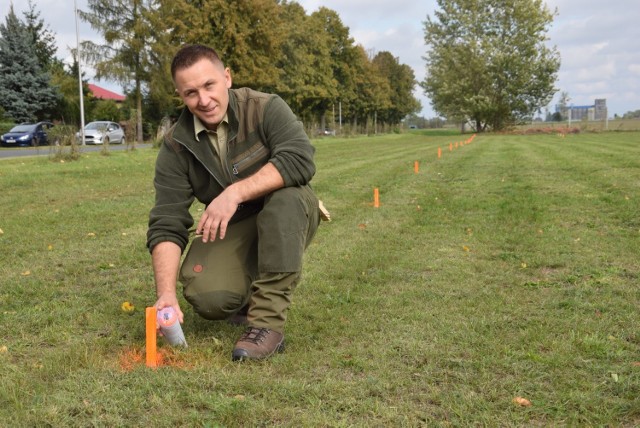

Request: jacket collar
left=227, top=89, right=239, bottom=142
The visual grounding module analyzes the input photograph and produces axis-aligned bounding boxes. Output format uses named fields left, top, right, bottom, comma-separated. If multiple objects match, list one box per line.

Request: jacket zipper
left=232, top=144, right=268, bottom=176
left=173, top=136, right=226, bottom=188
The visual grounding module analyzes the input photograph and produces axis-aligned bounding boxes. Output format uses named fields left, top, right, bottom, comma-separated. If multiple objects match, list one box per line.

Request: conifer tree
left=22, top=0, right=59, bottom=71
left=0, top=5, right=59, bottom=123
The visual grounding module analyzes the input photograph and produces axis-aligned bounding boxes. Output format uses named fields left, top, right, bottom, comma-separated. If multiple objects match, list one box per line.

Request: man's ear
left=225, top=68, right=232, bottom=89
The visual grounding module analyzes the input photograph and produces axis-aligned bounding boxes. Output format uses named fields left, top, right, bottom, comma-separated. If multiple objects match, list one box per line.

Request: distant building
left=556, top=98, right=607, bottom=121
left=88, top=83, right=126, bottom=103
left=594, top=99, right=607, bottom=120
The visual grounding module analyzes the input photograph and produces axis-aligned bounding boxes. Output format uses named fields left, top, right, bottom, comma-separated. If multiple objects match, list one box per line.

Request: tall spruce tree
left=22, top=0, right=59, bottom=71
left=0, top=5, right=59, bottom=123
left=422, top=0, right=560, bottom=131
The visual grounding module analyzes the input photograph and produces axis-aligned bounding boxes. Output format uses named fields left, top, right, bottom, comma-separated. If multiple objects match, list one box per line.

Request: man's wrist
left=156, top=287, right=177, bottom=299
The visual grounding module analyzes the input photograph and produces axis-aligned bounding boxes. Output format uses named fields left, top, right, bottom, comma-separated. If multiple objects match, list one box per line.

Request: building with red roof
left=88, top=83, right=126, bottom=102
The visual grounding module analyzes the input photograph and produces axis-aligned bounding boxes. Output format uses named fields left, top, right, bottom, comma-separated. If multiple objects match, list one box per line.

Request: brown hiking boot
left=231, top=327, right=285, bottom=361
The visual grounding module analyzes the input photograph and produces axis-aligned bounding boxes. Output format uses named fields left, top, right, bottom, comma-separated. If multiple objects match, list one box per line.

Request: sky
left=1, top=0, right=638, bottom=118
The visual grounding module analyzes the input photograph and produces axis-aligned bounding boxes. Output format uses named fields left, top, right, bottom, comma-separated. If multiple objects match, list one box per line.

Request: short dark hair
left=171, top=44, right=224, bottom=80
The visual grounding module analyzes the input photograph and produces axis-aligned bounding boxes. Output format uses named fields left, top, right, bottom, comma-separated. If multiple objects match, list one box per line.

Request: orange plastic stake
left=374, top=188, right=380, bottom=208
left=449, top=143, right=453, bottom=151
left=437, top=147, right=442, bottom=159
left=414, top=161, right=419, bottom=173
left=145, top=307, right=158, bottom=368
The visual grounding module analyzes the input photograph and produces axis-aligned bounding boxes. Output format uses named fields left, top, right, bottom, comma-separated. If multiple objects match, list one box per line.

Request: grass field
left=1, top=131, right=638, bottom=426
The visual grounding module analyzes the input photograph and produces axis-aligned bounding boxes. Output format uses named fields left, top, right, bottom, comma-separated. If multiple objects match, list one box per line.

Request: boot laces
left=239, top=327, right=270, bottom=345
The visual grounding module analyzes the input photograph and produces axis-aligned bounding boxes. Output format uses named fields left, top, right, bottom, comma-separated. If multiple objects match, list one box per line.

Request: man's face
left=174, top=58, right=232, bottom=130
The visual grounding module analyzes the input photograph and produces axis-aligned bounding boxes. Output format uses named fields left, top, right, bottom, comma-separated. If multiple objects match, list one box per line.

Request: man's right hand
left=154, top=293, right=184, bottom=324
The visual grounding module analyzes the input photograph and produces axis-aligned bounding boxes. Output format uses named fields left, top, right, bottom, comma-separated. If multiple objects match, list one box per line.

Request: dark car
left=0, top=122, right=54, bottom=147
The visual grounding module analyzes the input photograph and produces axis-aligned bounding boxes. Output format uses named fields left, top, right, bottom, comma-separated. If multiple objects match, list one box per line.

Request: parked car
left=0, top=122, right=54, bottom=147
left=77, top=121, right=125, bottom=145
left=317, top=127, right=335, bottom=136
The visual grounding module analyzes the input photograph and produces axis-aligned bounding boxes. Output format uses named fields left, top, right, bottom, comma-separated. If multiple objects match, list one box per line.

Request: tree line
left=0, top=0, right=422, bottom=143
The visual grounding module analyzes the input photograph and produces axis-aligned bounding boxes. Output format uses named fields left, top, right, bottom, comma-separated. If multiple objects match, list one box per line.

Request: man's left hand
left=196, top=188, right=241, bottom=242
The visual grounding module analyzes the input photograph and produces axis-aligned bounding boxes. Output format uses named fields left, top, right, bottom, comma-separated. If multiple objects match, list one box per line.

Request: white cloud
left=628, top=64, right=640, bottom=75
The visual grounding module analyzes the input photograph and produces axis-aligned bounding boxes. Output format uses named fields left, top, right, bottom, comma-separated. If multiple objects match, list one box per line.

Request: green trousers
left=179, top=185, right=320, bottom=332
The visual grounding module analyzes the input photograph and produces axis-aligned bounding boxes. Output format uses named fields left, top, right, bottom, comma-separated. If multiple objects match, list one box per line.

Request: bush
left=0, top=121, right=15, bottom=135
left=48, top=124, right=81, bottom=161
left=92, top=100, right=121, bottom=123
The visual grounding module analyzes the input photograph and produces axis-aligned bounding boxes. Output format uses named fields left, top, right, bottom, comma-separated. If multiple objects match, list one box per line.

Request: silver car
left=77, top=121, right=125, bottom=145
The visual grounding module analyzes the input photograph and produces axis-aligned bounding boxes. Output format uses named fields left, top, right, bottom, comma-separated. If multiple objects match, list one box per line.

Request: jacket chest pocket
left=231, top=142, right=269, bottom=178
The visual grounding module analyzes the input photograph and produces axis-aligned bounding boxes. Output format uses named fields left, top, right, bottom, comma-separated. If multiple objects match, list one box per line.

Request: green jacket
left=147, top=88, right=316, bottom=253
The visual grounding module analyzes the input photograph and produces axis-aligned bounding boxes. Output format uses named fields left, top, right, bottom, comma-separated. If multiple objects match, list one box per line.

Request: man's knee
left=264, top=186, right=308, bottom=215
left=184, top=289, right=246, bottom=320
left=260, top=185, right=318, bottom=234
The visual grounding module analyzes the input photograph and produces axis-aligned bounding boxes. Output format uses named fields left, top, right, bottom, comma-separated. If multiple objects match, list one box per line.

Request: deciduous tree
left=350, top=46, right=392, bottom=132
left=421, top=0, right=560, bottom=131
left=373, top=51, right=421, bottom=125
left=158, top=0, right=286, bottom=90
left=49, top=55, right=94, bottom=126
left=78, top=0, right=158, bottom=145
left=310, top=8, right=360, bottom=127
left=277, top=2, right=337, bottom=128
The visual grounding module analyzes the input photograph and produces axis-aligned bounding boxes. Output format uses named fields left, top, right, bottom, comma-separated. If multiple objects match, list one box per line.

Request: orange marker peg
left=437, top=147, right=442, bottom=159
left=145, top=307, right=158, bottom=368
left=373, top=188, right=380, bottom=208
left=414, top=161, right=419, bottom=173
left=449, top=143, right=453, bottom=152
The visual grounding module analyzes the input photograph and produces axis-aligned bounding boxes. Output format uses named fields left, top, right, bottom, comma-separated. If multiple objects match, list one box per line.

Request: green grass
left=1, top=132, right=639, bottom=426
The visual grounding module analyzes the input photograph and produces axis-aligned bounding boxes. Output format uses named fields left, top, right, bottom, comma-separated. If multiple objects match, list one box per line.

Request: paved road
left=0, top=143, right=152, bottom=159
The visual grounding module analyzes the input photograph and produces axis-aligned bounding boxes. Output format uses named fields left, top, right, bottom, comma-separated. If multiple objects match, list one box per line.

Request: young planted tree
left=556, top=91, right=571, bottom=121
left=0, top=5, right=59, bottom=123
left=421, top=0, right=560, bottom=131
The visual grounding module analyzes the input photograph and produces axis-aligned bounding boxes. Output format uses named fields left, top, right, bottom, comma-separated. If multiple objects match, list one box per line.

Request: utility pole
left=75, top=0, right=86, bottom=145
